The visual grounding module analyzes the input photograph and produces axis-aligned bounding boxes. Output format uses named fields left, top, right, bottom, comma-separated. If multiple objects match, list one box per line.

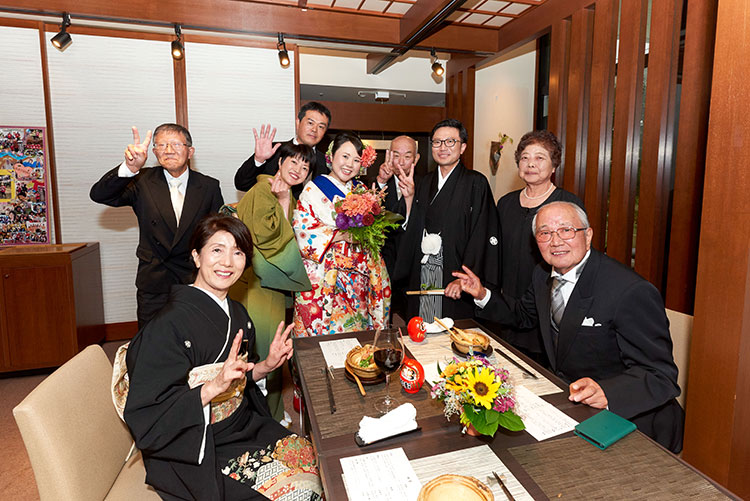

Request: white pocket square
left=582, top=317, right=601, bottom=327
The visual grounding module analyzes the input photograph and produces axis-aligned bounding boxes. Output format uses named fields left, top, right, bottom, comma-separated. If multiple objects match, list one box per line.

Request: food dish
left=450, top=329, right=491, bottom=354
left=451, top=342, right=493, bottom=358
left=345, top=344, right=381, bottom=379
left=418, top=474, right=494, bottom=501
left=344, top=361, right=385, bottom=385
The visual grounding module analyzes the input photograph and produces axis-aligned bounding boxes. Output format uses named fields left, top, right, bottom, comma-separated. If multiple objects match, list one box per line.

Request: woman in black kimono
left=124, top=214, right=323, bottom=501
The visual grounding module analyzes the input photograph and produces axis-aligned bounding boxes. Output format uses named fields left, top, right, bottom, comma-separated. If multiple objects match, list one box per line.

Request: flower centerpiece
left=430, top=356, right=524, bottom=436
left=332, top=184, right=403, bottom=257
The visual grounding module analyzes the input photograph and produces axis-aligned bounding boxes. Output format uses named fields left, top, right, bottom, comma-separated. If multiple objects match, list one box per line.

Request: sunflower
left=466, top=368, right=501, bottom=409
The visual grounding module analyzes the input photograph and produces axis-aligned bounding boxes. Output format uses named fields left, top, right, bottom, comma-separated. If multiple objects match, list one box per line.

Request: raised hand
left=124, top=126, right=152, bottom=174
left=253, top=322, right=294, bottom=381
left=269, top=172, right=290, bottom=201
left=252, top=124, right=280, bottom=164
left=376, top=150, right=394, bottom=185
left=201, top=330, right=253, bottom=405
left=395, top=162, right=415, bottom=200
left=451, top=265, right=486, bottom=300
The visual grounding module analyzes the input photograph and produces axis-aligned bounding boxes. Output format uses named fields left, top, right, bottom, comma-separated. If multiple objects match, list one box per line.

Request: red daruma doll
left=400, top=358, right=425, bottom=393
left=407, top=317, right=426, bottom=342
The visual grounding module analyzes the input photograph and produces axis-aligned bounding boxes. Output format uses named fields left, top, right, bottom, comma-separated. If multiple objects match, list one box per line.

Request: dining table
left=292, top=319, right=738, bottom=500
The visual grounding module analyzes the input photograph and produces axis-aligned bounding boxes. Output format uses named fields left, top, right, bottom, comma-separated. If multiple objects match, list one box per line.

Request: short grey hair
left=531, top=201, right=590, bottom=234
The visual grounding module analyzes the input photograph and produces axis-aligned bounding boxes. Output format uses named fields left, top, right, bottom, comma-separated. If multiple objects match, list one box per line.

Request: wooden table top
left=293, top=319, right=736, bottom=500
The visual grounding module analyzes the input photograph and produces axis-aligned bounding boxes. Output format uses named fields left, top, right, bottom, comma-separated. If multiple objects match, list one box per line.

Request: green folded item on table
left=574, top=409, right=637, bottom=450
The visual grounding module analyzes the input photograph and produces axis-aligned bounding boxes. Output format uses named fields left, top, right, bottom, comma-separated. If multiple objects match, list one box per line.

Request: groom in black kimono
left=393, top=119, right=500, bottom=321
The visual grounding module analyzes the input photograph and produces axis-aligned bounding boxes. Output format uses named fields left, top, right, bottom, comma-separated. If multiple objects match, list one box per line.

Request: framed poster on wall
left=0, top=126, right=50, bottom=245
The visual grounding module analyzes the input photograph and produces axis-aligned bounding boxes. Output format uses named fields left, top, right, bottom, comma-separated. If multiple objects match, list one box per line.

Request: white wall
left=473, top=42, right=537, bottom=201
left=300, top=48, right=445, bottom=92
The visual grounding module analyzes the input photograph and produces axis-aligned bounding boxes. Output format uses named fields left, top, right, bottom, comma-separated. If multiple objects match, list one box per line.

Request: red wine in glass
left=373, top=325, right=405, bottom=414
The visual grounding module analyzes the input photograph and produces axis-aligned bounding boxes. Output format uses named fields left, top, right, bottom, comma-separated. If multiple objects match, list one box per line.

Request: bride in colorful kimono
left=292, top=132, right=391, bottom=336
left=124, top=214, right=323, bottom=500
left=228, top=142, right=313, bottom=423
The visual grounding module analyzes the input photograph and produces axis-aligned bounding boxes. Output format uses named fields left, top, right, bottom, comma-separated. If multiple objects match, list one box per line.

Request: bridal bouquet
left=431, top=356, right=524, bottom=436
left=332, top=185, right=403, bottom=256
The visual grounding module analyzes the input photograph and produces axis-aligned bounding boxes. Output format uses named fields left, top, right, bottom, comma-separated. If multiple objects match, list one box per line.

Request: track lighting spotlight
left=171, top=24, right=184, bottom=60
left=277, top=33, right=290, bottom=68
left=431, top=48, right=444, bottom=77
left=50, top=12, right=72, bottom=51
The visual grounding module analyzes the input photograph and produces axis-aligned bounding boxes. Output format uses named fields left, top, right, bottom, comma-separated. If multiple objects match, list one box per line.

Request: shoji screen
left=185, top=42, right=296, bottom=204
left=47, top=34, right=175, bottom=323
left=0, top=26, right=46, bottom=127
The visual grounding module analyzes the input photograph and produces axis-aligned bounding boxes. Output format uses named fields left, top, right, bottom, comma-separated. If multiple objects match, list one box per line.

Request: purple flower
left=336, top=213, right=350, bottom=229
left=354, top=214, right=364, bottom=227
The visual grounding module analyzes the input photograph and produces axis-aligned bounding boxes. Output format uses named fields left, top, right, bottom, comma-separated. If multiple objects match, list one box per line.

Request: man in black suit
left=375, top=135, right=419, bottom=274
left=234, top=101, right=330, bottom=198
left=449, top=201, right=684, bottom=453
left=90, top=124, right=223, bottom=327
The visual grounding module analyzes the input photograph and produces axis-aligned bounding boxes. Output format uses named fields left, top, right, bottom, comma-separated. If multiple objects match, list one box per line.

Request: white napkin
left=357, top=403, right=418, bottom=444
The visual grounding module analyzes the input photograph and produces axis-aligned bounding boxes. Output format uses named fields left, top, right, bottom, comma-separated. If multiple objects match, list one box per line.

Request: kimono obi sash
left=331, top=241, right=370, bottom=276
left=188, top=363, right=246, bottom=424
left=111, top=344, right=245, bottom=425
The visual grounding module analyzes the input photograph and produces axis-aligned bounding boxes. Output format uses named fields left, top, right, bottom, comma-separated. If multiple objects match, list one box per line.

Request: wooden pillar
left=665, top=0, right=717, bottom=313
left=562, top=7, right=594, bottom=199
left=634, top=0, right=683, bottom=289
left=547, top=17, right=570, bottom=180
left=606, top=0, right=648, bottom=265
left=682, top=0, right=750, bottom=497
left=584, top=0, right=618, bottom=250
left=447, top=56, right=481, bottom=170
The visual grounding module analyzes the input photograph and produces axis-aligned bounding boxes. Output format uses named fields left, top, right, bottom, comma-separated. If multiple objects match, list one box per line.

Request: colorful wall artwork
left=0, top=127, right=50, bottom=245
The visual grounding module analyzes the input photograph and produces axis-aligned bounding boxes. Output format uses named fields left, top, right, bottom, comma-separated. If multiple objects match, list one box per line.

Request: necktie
left=168, top=178, right=184, bottom=225
left=550, top=276, right=567, bottom=328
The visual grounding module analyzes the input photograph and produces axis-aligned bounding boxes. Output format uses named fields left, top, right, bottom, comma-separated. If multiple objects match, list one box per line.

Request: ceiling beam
left=367, top=0, right=469, bottom=74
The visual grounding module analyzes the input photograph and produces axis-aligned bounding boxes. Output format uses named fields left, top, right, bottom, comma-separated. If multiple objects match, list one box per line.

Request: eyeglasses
left=535, top=227, right=587, bottom=243
left=430, top=138, right=460, bottom=148
left=154, top=142, right=188, bottom=152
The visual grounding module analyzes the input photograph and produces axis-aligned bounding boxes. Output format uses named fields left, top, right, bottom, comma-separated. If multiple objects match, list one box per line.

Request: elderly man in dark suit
left=234, top=101, right=330, bottom=198
left=90, top=124, right=223, bottom=327
left=449, top=201, right=684, bottom=453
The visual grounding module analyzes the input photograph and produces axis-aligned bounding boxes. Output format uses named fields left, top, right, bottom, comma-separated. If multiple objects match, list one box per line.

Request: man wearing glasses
left=90, top=123, right=224, bottom=327
left=450, top=201, right=684, bottom=453
left=394, top=118, right=500, bottom=321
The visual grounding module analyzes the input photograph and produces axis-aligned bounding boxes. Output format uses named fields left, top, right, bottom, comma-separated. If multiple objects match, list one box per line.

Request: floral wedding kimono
left=292, top=175, right=391, bottom=336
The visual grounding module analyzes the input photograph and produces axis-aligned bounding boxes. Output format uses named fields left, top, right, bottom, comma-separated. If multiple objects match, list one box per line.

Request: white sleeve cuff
left=117, top=161, right=137, bottom=178
left=198, top=403, right=210, bottom=464
left=254, top=157, right=264, bottom=167
left=474, top=289, right=491, bottom=309
left=255, top=377, right=268, bottom=397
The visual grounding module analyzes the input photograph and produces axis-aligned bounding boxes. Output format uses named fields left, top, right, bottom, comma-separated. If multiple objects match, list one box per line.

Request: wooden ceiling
left=0, top=0, right=561, bottom=56
left=240, top=0, right=546, bottom=30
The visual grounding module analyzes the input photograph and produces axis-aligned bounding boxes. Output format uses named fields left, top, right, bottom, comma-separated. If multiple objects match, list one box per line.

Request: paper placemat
left=410, top=444, right=533, bottom=500
left=404, top=328, right=562, bottom=396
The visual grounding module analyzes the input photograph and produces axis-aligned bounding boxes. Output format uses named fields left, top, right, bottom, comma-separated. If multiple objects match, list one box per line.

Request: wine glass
left=373, top=324, right=405, bottom=414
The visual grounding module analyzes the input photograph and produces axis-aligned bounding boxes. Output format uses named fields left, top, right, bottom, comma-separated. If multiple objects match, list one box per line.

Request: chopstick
left=323, top=367, right=336, bottom=414
left=406, top=289, right=445, bottom=295
left=433, top=317, right=458, bottom=335
left=493, top=347, right=539, bottom=379
left=346, top=363, right=366, bottom=396
left=492, top=471, right=516, bottom=501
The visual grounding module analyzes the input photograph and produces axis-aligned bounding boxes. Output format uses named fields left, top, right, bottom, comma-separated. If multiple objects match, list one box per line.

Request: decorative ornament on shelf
left=430, top=356, right=525, bottom=436
left=489, top=132, right=514, bottom=176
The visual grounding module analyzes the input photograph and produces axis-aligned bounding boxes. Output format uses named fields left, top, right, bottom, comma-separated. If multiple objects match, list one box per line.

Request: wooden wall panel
left=665, top=0, right=717, bottom=313
left=633, top=0, right=683, bottom=288
left=682, top=0, right=750, bottom=496
left=302, top=100, right=444, bottom=133
left=583, top=0, right=618, bottom=250
left=606, top=0, right=648, bottom=265
left=561, top=8, right=594, bottom=198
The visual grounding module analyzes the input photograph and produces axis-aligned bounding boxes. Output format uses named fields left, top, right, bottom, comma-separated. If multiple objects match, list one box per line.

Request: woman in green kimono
left=228, top=142, right=313, bottom=422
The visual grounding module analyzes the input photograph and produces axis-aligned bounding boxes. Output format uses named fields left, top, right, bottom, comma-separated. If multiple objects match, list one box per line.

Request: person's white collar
left=551, top=249, right=592, bottom=284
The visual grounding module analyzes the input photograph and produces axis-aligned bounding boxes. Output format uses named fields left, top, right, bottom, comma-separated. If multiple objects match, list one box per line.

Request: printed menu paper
left=319, top=338, right=361, bottom=369
left=340, top=448, right=421, bottom=501
left=515, top=385, right=578, bottom=441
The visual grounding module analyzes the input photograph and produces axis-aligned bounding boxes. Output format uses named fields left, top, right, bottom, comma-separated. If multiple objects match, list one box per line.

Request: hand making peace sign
left=201, top=329, right=253, bottom=405
left=124, top=126, right=152, bottom=174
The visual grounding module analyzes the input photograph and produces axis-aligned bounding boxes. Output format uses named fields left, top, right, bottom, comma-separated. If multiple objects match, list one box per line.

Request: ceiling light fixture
left=431, top=48, right=444, bottom=77
left=171, top=24, right=184, bottom=60
left=50, top=12, right=72, bottom=51
left=277, top=33, right=290, bottom=68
